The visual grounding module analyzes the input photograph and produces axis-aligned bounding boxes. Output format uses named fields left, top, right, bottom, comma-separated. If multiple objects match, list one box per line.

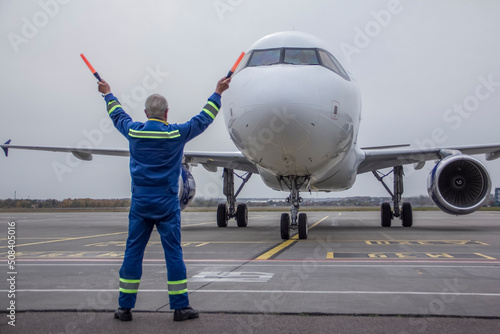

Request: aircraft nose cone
left=227, top=67, right=330, bottom=175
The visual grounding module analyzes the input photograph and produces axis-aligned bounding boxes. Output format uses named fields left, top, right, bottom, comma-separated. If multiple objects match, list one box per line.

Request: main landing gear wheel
left=401, top=202, right=413, bottom=227
left=236, top=203, right=248, bottom=227
left=280, top=213, right=290, bottom=240
left=374, top=166, right=414, bottom=229
left=298, top=213, right=308, bottom=239
left=381, top=202, right=392, bottom=227
left=217, top=168, right=253, bottom=228
left=217, top=203, right=228, bottom=227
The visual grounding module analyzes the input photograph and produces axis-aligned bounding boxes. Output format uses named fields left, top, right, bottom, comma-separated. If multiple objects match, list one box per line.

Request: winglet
left=2, top=139, right=11, bottom=157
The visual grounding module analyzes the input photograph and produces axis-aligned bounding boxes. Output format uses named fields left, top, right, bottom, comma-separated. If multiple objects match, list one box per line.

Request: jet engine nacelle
left=179, top=165, right=196, bottom=211
left=427, top=154, right=491, bottom=215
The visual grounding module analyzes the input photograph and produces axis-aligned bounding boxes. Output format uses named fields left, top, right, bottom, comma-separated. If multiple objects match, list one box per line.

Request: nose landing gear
left=280, top=176, right=310, bottom=240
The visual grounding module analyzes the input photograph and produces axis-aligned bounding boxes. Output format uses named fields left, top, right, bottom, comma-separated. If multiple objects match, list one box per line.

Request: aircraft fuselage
left=223, top=31, right=363, bottom=191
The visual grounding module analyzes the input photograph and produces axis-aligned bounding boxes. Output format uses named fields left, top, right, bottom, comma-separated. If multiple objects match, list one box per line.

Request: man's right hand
left=98, top=80, right=111, bottom=95
left=215, top=77, right=231, bottom=95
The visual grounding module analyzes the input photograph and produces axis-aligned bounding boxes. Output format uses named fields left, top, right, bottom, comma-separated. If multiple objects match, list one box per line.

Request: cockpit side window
left=284, top=49, right=319, bottom=65
left=247, top=49, right=281, bottom=66
left=318, top=50, right=350, bottom=80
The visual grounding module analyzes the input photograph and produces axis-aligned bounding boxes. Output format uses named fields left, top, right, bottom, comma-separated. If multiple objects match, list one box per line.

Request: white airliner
left=3, top=31, right=500, bottom=239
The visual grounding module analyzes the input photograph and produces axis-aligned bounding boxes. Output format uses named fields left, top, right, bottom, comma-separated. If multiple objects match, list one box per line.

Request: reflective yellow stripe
left=120, top=278, right=140, bottom=283
left=203, top=109, right=215, bottom=119
left=168, top=289, right=188, bottom=295
left=168, top=279, right=188, bottom=295
left=108, top=104, right=122, bottom=115
left=208, top=101, right=219, bottom=111
left=202, top=101, right=219, bottom=120
left=107, top=100, right=121, bottom=113
left=128, top=129, right=180, bottom=139
left=119, top=278, right=140, bottom=294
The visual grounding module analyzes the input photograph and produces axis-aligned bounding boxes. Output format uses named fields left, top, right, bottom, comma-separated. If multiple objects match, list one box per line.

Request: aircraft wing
left=184, top=151, right=259, bottom=174
left=358, top=144, right=500, bottom=174
left=1, top=140, right=258, bottom=174
left=0, top=141, right=129, bottom=161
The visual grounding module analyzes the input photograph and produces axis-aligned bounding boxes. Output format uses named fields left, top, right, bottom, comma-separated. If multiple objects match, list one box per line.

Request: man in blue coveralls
left=97, top=76, right=231, bottom=322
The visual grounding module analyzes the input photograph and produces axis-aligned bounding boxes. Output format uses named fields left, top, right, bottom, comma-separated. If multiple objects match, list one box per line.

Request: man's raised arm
left=98, top=80, right=134, bottom=138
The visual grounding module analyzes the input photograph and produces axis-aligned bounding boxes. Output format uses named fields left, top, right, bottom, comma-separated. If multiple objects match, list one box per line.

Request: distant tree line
left=0, top=198, right=131, bottom=209
left=0, top=194, right=496, bottom=209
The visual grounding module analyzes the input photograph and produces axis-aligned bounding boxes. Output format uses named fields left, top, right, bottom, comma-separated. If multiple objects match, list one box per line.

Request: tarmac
left=1, top=210, right=499, bottom=333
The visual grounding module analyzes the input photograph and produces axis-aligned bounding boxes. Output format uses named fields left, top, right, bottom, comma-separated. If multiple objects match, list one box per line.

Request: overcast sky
left=1, top=0, right=500, bottom=200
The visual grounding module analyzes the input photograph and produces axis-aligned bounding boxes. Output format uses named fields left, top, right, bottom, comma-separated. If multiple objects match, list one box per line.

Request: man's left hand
left=215, top=77, right=231, bottom=95
left=98, top=80, right=111, bottom=95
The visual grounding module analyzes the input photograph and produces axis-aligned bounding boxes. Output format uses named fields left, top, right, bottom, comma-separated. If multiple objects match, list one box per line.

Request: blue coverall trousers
left=118, top=186, right=189, bottom=310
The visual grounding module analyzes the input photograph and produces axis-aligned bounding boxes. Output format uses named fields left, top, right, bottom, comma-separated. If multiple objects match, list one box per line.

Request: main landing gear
left=373, top=166, right=413, bottom=228
left=217, top=168, right=253, bottom=228
left=279, top=176, right=309, bottom=240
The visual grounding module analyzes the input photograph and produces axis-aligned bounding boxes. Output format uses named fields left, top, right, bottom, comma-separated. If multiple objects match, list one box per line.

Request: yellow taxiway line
left=256, top=215, right=329, bottom=260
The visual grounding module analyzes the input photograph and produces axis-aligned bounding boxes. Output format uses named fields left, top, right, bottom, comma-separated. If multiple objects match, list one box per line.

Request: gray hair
left=145, top=94, right=168, bottom=118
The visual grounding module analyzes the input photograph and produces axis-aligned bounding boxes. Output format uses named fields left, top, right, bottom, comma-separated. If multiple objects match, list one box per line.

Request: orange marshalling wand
left=80, top=53, right=103, bottom=82
left=226, top=52, right=245, bottom=78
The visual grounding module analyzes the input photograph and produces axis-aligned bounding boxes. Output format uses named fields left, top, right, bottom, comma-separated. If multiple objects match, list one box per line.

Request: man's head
left=145, top=94, right=169, bottom=120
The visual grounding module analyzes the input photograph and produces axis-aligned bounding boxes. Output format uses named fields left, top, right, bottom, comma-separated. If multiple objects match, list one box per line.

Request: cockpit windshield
left=283, top=49, right=319, bottom=65
left=247, top=49, right=281, bottom=66
left=240, top=48, right=350, bottom=80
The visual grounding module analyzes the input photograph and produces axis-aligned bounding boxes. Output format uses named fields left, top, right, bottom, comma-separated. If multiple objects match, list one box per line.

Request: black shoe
left=173, top=306, right=199, bottom=321
left=114, top=307, right=132, bottom=321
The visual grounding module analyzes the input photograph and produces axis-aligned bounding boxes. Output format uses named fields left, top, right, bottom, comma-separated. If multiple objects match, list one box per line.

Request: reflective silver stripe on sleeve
left=107, top=100, right=122, bottom=115
left=202, top=101, right=219, bottom=119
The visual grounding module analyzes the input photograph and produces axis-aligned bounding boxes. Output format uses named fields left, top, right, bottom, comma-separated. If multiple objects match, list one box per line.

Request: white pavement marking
left=4, top=289, right=500, bottom=297
left=190, top=271, right=274, bottom=282
left=2, top=263, right=500, bottom=268
left=182, top=222, right=214, bottom=227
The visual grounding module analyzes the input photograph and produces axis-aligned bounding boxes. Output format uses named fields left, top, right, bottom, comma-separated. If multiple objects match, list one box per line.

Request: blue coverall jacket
left=104, top=92, right=221, bottom=309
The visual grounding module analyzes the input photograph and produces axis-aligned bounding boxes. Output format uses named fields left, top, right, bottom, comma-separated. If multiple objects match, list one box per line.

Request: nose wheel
left=281, top=211, right=309, bottom=240
left=279, top=176, right=309, bottom=240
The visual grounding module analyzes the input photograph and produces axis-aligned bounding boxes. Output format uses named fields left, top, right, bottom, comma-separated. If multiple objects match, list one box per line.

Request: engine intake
left=428, top=154, right=491, bottom=215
